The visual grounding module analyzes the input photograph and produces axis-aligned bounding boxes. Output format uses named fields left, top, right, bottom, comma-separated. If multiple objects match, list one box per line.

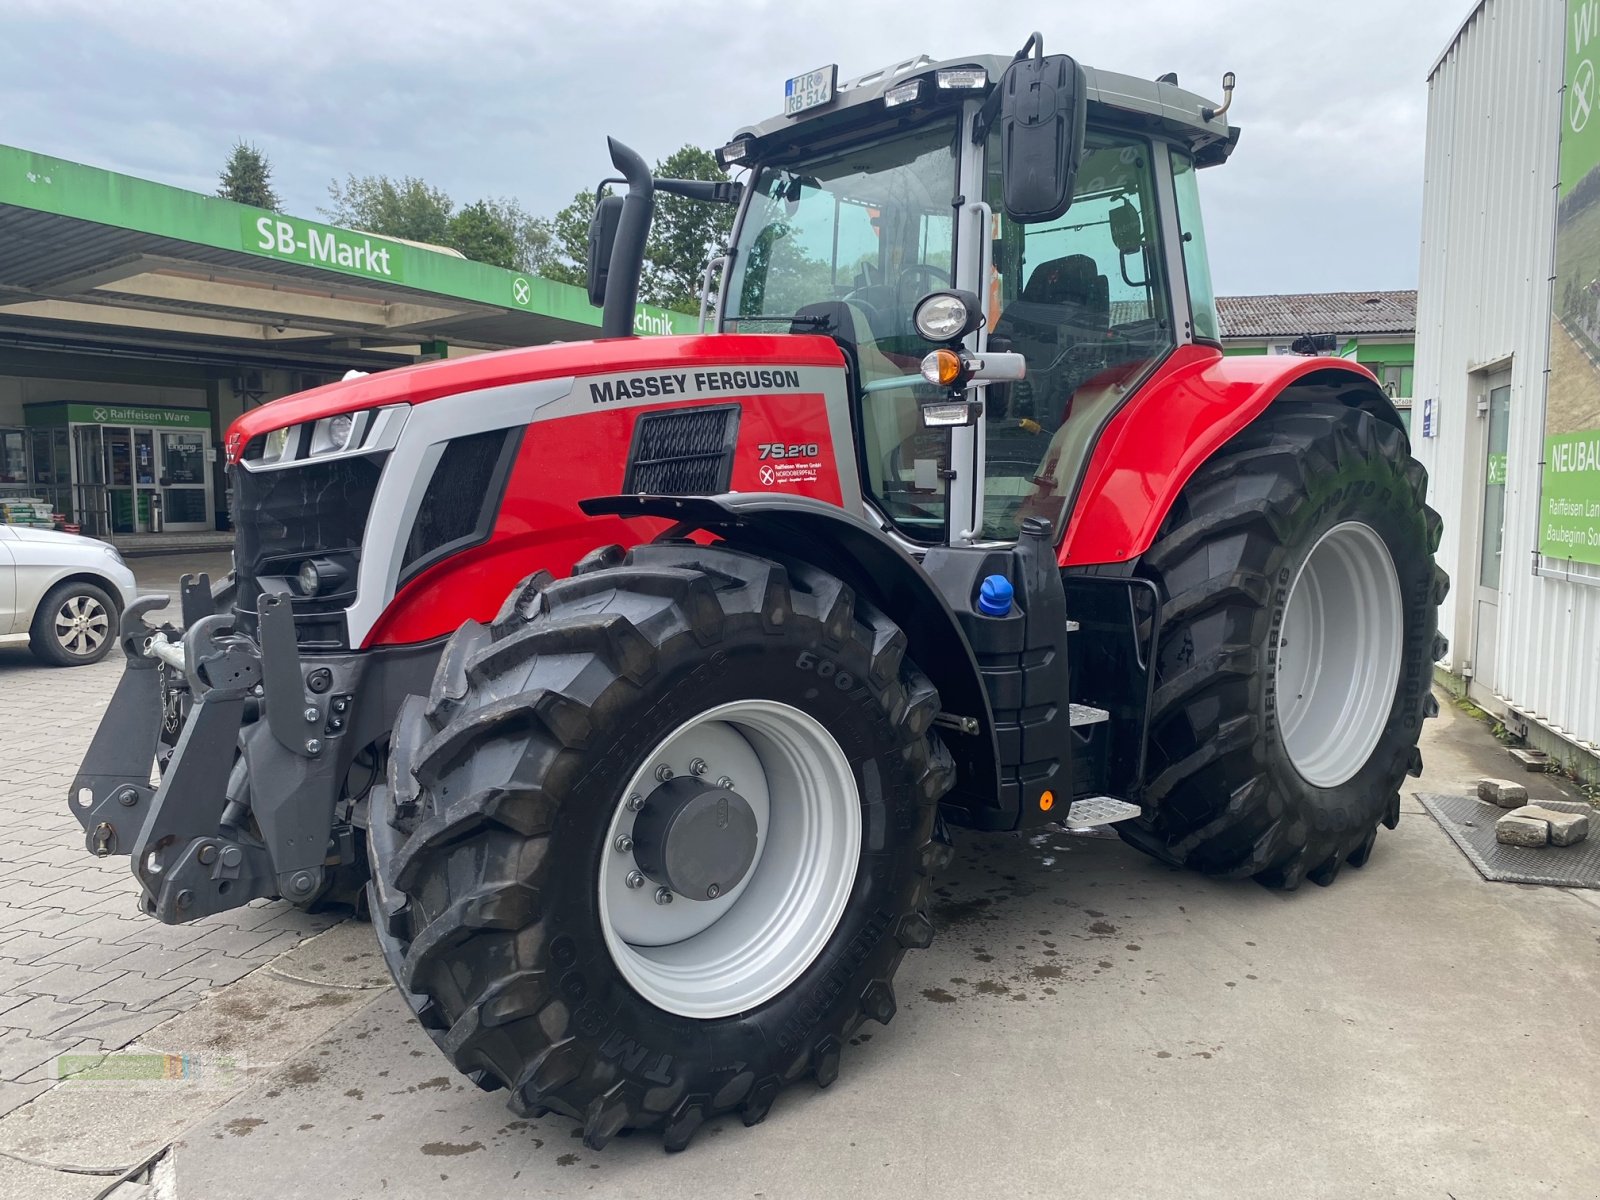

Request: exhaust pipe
left=601, top=137, right=655, bottom=338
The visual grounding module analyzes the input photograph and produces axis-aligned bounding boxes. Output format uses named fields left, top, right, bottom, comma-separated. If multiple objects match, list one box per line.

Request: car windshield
left=722, top=121, right=961, bottom=539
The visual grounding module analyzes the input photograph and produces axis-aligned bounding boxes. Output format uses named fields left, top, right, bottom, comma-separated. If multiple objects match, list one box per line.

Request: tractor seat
left=995, top=253, right=1111, bottom=340
left=992, top=254, right=1112, bottom=422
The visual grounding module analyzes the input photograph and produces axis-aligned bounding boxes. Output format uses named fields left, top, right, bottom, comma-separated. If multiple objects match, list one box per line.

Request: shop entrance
left=24, top=403, right=214, bottom=537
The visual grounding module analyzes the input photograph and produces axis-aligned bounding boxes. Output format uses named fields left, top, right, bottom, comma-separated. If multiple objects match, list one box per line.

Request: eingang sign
left=1544, top=1, right=1600, bottom=565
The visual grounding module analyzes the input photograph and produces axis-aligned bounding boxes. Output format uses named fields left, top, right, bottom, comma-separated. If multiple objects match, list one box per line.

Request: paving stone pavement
left=0, top=566, right=340, bottom=1120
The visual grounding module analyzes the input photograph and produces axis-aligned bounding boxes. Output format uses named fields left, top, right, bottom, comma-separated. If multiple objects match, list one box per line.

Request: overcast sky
left=2, top=0, right=1469, bottom=296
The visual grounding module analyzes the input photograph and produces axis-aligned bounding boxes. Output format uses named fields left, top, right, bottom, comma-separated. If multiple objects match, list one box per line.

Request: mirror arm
left=655, top=178, right=744, bottom=205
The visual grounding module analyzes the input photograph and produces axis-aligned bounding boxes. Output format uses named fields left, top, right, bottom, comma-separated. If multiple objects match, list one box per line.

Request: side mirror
left=996, top=42, right=1087, bottom=224
left=1109, top=200, right=1143, bottom=253
left=586, top=193, right=625, bottom=308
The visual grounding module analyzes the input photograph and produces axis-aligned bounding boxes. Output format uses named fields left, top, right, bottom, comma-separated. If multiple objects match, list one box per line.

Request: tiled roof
left=1216, top=291, right=1417, bottom=339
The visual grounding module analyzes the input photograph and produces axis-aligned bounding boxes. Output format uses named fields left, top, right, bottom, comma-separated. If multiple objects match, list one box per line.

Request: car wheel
left=30, top=581, right=120, bottom=667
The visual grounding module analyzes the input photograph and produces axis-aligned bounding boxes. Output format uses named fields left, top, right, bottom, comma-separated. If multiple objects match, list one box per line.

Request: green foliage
left=544, top=188, right=597, bottom=289
left=217, top=140, right=280, bottom=211
left=449, top=198, right=551, bottom=273
left=322, top=176, right=551, bottom=273
left=644, top=145, right=737, bottom=312
left=543, top=145, right=735, bottom=311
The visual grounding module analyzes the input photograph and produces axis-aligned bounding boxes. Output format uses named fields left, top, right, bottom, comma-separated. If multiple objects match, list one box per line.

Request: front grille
left=623, top=404, right=740, bottom=495
left=399, top=429, right=519, bottom=584
left=230, top=453, right=384, bottom=645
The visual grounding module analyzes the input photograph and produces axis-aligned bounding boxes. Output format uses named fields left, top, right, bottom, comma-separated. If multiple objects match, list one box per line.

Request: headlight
left=913, top=290, right=983, bottom=342
left=308, top=413, right=356, bottom=457
left=101, top=544, right=125, bottom=567
left=262, top=425, right=294, bottom=463
left=297, top=557, right=350, bottom=596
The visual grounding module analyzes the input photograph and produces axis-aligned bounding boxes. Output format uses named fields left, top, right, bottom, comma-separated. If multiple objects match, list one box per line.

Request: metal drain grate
left=1417, top=792, right=1600, bottom=888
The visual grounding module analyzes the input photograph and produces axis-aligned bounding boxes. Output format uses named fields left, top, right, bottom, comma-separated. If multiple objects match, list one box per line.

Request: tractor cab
left=596, top=36, right=1238, bottom=548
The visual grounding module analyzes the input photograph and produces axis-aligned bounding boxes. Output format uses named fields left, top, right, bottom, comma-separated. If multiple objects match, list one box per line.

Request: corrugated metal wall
left=1414, top=0, right=1600, bottom=757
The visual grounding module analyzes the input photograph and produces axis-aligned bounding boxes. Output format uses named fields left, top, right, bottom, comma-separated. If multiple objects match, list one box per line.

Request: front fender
left=1060, top=345, right=1403, bottom=566
left=580, top=493, right=1000, bottom=824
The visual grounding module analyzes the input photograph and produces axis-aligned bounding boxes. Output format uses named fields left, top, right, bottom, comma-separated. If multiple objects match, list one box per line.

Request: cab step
left=1062, top=796, right=1142, bottom=827
left=1068, top=704, right=1110, bottom=727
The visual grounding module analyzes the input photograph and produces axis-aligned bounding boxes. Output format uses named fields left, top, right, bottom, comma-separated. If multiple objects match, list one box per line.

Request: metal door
left=1473, top=373, right=1511, bottom=694
left=157, top=430, right=211, bottom=531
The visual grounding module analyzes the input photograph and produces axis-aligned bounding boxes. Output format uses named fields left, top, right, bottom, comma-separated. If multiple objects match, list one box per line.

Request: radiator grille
left=623, top=404, right=740, bottom=495
left=399, top=429, right=519, bottom=584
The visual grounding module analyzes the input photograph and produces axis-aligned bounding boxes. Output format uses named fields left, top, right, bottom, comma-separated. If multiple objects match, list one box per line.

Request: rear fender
left=580, top=494, right=1001, bottom=828
left=1060, top=346, right=1404, bottom=567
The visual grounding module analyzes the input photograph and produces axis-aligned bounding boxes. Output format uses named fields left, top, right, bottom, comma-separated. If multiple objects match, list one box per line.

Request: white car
left=0, top=525, right=140, bottom=666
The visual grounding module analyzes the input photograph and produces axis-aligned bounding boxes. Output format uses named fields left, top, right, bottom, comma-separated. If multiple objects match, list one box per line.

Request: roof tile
left=1216, top=291, right=1416, bottom=338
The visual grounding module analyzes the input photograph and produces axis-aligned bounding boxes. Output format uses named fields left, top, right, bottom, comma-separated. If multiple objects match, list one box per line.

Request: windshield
left=723, top=122, right=960, bottom=540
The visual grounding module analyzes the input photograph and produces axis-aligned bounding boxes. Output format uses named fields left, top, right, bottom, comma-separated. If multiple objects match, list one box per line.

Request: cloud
left=1, top=0, right=1471, bottom=293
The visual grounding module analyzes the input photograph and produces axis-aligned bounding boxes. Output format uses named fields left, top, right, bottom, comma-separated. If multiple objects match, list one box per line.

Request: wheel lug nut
left=653, top=887, right=673, bottom=905
left=706, top=883, right=721, bottom=899
left=303, top=706, right=319, bottom=723
left=655, top=764, right=673, bottom=782
left=626, top=793, right=644, bottom=811
left=689, top=758, right=708, bottom=776
left=625, top=870, right=645, bottom=889
left=613, top=834, right=633, bottom=853
left=716, top=776, right=734, bottom=790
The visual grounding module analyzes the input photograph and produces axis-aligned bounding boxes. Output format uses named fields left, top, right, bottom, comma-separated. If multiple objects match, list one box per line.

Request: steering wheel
left=897, top=264, right=951, bottom=309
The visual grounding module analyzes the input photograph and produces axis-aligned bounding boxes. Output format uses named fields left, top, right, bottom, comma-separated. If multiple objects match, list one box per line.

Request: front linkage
left=68, top=574, right=369, bottom=923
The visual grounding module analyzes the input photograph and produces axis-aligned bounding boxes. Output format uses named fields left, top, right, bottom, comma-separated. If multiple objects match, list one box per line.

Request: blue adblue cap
left=978, top=574, right=1014, bottom=617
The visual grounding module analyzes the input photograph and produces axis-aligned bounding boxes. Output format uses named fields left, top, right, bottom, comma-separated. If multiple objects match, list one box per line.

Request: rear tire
left=367, top=543, right=952, bottom=1149
left=1123, top=402, right=1447, bottom=889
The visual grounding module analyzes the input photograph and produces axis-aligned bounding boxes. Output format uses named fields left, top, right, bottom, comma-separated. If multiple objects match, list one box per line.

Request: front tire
left=1123, top=402, right=1447, bottom=888
left=367, top=544, right=952, bottom=1149
left=30, top=581, right=118, bottom=667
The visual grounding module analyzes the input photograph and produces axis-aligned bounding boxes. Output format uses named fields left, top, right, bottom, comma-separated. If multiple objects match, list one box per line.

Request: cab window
left=980, top=131, right=1175, bottom=540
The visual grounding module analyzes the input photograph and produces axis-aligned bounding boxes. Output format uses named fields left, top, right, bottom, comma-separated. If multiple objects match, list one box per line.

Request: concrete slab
left=168, top=787, right=1600, bottom=1199
left=0, top=923, right=382, bottom=1178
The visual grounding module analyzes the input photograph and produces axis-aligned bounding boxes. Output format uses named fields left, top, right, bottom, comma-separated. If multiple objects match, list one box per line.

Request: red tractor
left=70, top=38, right=1445, bottom=1151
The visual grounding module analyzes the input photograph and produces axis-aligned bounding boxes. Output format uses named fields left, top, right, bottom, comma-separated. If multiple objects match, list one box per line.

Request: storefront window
left=0, top=429, right=26, bottom=485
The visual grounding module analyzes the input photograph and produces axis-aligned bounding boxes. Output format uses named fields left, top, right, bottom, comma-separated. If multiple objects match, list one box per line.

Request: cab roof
left=729, top=52, right=1239, bottom=168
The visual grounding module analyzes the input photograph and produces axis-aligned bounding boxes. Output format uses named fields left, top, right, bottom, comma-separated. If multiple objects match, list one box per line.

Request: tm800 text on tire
left=367, top=543, right=953, bottom=1150
left=1124, top=400, right=1447, bottom=889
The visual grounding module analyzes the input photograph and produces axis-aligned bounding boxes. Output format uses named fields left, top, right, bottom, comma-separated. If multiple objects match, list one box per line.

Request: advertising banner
left=1545, top=1, right=1600, bottom=563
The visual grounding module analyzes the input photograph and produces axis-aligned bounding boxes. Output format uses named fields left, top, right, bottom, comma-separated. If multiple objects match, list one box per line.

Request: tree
left=323, top=177, right=552, bottom=273
left=542, top=145, right=735, bottom=311
left=644, top=145, right=737, bottom=312
left=544, top=188, right=598, bottom=289
left=447, top=200, right=518, bottom=270
left=322, top=175, right=454, bottom=246
left=449, top=197, right=552, bottom=274
left=217, top=140, right=280, bottom=211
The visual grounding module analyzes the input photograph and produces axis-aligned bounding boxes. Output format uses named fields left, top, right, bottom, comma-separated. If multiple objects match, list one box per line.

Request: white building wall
left=1415, top=0, right=1600, bottom=761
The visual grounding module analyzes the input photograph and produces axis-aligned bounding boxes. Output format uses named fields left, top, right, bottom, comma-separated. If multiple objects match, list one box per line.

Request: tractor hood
left=224, top=333, right=846, bottom=464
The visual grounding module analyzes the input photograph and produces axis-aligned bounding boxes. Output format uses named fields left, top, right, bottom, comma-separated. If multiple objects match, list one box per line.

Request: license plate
left=785, top=65, right=837, bottom=116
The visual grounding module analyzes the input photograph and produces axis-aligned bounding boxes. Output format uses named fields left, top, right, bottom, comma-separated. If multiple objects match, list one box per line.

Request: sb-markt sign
left=1544, top=0, right=1600, bottom=564
left=247, top=213, right=405, bottom=283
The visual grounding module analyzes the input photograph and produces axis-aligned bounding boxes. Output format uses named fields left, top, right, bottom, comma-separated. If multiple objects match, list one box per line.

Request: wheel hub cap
left=632, top=776, right=759, bottom=901
left=1274, top=520, right=1404, bottom=789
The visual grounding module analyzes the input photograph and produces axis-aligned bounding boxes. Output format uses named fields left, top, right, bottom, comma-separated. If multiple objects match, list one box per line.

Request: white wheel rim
left=55, top=595, right=110, bottom=656
left=1274, top=521, right=1404, bottom=788
left=598, top=700, right=860, bottom=1019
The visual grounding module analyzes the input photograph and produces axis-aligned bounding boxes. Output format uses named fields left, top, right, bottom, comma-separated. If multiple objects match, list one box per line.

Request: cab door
left=0, top=528, right=17, bottom=635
